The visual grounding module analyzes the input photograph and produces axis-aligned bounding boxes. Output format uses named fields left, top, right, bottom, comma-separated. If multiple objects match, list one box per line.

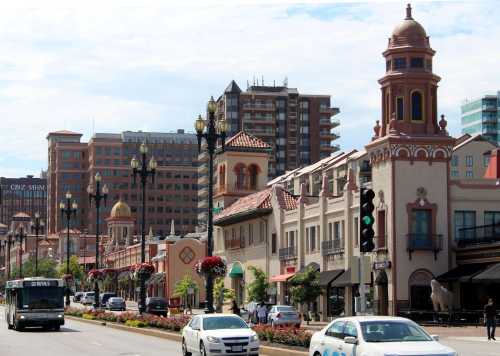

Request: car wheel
left=14, top=322, right=23, bottom=331
left=199, top=341, right=207, bottom=356
left=181, top=339, right=191, bottom=356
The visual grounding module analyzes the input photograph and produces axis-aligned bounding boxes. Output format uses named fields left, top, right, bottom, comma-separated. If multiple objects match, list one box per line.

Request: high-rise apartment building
left=197, top=81, right=340, bottom=230
left=0, top=175, right=47, bottom=229
left=461, top=92, right=500, bottom=144
left=47, top=130, right=199, bottom=237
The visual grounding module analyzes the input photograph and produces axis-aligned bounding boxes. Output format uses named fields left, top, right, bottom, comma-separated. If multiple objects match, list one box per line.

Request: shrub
left=82, top=313, right=96, bottom=320
left=125, top=319, right=147, bottom=328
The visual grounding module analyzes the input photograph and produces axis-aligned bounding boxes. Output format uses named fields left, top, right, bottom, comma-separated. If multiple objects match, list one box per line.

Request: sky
left=0, top=0, right=499, bottom=178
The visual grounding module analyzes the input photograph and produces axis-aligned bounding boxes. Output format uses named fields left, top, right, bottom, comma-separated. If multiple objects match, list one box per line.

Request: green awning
left=229, top=263, right=244, bottom=278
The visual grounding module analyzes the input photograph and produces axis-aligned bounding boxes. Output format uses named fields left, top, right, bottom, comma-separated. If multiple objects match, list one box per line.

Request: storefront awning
left=330, top=269, right=352, bottom=287
left=270, top=273, right=295, bottom=283
left=472, top=263, right=500, bottom=283
left=300, top=262, right=320, bottom=273
left=229, top=263, right=244, bottom=278
left=319, top=269, right=344, bottom=287
left=436, top=264, right=486, bottom=282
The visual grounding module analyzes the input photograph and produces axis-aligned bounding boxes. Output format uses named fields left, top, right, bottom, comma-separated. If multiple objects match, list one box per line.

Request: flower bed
left=253, top=325, right=312, bottom=348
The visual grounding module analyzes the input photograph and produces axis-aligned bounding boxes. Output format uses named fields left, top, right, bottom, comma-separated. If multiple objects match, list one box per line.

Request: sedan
left=182, top=314, right=260, bottom=356
left=106, top=297, right=126, bottom=311
left=309, top=316, right=457, bottom=356
left=145, top=297, right=168, bottom=316
left=267, top=305, right=301, bottom=327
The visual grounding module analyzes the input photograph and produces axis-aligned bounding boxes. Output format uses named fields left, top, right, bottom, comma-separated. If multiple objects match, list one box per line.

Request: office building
left=461, top=92, right=500, bottom=144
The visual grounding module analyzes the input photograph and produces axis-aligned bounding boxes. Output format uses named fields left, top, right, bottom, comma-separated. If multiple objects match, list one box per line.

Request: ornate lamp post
left=14, top=225, right=27, bottom=279
left=60, top=191, right=78, bottom=307
left=87, top=172, right=109, bottom=309
left=194, top=96, right=227, bottom=313
left=130, top=142, right=157, bottom=314
left=5, top=233, right=12, bottom=279
left=31, top=213, right=45, bottom=277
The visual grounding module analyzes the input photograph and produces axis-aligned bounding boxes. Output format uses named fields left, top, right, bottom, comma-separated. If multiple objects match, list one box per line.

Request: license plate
left=231, top=346, right=243, bottom=352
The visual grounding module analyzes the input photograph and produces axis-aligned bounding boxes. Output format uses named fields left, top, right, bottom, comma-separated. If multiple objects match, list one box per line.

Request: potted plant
left=194, top=256, right=227, bottom=278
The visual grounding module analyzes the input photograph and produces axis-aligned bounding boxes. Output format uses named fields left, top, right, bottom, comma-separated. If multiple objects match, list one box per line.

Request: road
left=0, top=307, right=181, bottom=356
left=1, top=306, right=499, bottom=356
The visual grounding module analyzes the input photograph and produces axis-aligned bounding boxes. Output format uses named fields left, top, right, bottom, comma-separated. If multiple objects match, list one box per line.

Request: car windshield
left=360, top=321, right=433, bottom=343
left=203, top=316, right=249, bottom=330
left=86, top=292, right=95, bottom=296
left=147, top=298, right=167, bottom=305
left=109, top=298, right=123, bottom=302
left=276, top=306, right=295, bottom=312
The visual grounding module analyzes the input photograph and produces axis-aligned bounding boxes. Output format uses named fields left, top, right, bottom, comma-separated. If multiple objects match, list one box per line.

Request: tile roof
left=48, top=130, right=82, bottom=136
left=214, top=186, right=297, bottom=223
left=225, top=131, right=271, bottom=150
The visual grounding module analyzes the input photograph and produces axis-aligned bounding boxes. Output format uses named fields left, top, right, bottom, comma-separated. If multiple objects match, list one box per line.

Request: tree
left=214, top=278, right=235, bottom=312
left=289, top=266, right=321, bottom=324
left=246, top=266, right=269, bottom=303
left=57, top=255, right=84, bottom=282
left=10, top=257, right=58, bottom=279
left=173, top=274, right=198, bottom=308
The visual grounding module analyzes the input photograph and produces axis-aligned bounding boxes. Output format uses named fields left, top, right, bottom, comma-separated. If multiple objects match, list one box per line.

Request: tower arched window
left=248, top=164, right=259, bottom=190
left=411, top=91, right=423, bottom=121
left=234, top=164, right=246, bottom=190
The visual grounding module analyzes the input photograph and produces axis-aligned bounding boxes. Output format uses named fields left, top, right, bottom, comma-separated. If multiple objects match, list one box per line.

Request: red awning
left=270, top=273, right=295, bottom=283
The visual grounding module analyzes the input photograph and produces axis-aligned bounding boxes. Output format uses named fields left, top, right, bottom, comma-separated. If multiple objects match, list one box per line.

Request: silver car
left=267, top=305, right=301, bottom=327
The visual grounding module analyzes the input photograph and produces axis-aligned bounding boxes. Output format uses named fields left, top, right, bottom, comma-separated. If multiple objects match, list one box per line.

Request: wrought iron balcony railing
left=321, top=239, right=344, bottom=256
left=407, top=234, right=443, bottom=260
left=279, top=246, right=297, bottom=261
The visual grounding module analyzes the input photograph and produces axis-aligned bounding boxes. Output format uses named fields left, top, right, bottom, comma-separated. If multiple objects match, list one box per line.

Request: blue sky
left=0, top=0, right=499, bottom=177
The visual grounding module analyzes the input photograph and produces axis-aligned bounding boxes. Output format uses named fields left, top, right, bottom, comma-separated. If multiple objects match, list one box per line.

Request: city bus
left=4, top=277, right=65, bottom=331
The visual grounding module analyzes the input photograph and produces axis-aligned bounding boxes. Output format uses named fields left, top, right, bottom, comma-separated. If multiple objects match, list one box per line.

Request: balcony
left=322, top=239, right=344, bottom=256
left=407, top=234, right=443, bottom=260
left=456, top=223, right=500, bottom=248
left=319, top=107, right=340, bottom=115
left=242, top=103, right=275, bottom=111
left=279, top=246, right=298, bottom=261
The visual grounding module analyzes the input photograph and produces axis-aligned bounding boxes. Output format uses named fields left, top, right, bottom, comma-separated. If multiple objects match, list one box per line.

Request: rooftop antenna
left=273, top=80, right=276, bottom=87
left=246, top=80, right=249, bottom=90
left=283, top=76, right=288, bottom=87
left=253, top=75, right=256, bottom=86
left=262, top=75, right=264, bottom=86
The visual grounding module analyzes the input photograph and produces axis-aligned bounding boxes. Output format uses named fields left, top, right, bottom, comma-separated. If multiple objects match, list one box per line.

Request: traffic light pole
left=359, top=187, right=375, bottom=315
left=359, top=252, right=366, bottom=315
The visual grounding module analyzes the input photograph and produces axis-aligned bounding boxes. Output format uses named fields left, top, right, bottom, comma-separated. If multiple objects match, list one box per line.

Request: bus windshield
left=19, top=287, right=64, bottom=309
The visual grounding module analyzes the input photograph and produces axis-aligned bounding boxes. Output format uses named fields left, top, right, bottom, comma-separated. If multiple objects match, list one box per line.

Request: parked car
left=145, top=297, right=168, bottom=316
left=106, top=297, right=126, bottom=311
left=182, top=314, right=260, bottom=356
left=74, top=291, right=84, bottom=303
left=309, top=316, right=458, bottom=356
left=81, top=291, right=95, bottom=305
left=267, top=305, right=301, bottom=327
left=100, top=292, right=117, bottom=306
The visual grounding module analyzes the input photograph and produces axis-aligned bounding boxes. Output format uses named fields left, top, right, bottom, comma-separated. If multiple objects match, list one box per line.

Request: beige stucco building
left=213, top=5, right=500, bottom=321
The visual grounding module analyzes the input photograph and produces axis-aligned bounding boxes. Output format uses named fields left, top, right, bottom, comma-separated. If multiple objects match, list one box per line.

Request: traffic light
left=360, top=187, right=375, bottom=253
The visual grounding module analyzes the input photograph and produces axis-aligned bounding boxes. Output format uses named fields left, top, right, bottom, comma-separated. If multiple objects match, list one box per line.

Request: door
left=324, top=321, right=345, bottom=355
left=340, top=321, right=358, bottom=356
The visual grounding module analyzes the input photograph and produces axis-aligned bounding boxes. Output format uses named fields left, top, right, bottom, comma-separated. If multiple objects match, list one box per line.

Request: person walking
left=257, top=302, right=268, bottom=324
left=484, top=298, right=497, bottom=340
left=230, top=300, right=240, bottom=316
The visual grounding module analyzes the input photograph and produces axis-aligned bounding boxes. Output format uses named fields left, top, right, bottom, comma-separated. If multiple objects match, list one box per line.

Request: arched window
left=219, top=164, right=226, bottom=189
left=411, top=91, right=423, bottom=121
left=234, top=164, right=246, bottom=190
left=248, top=164, right=259, bottom=190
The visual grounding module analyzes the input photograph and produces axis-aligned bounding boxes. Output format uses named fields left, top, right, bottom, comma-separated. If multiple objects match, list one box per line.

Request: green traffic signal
left=362, top=215, right=374, bottom=226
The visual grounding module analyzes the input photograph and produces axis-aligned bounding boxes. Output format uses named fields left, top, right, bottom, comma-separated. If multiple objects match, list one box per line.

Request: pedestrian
left=231, top=300, right=240, bottom=316
left=257, top=302, right=267, bottom=324
left=484, top=298, right=497, bottom=340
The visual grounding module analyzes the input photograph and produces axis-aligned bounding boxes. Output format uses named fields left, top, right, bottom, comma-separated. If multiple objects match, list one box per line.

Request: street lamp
left=31, top=213, right=45, bottom=277
left=60, top=191, right=78, bottom=307
left=5, top=232, right=12, bottom=279
left=194, top=96, right=227, bottom=313
left=87, top=172, right=109, bottom=309
left=14, top=225, right=27, bottom=279
left=130, top=142, right=157, bottom=314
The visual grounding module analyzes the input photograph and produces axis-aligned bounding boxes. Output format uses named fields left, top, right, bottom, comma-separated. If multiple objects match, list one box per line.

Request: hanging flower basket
left=101, top=268, right=117, bottom=278
left=87, top=269, right=104, bottom=282
left=133, top=263, right=155, bottom=279
left=194, top=256, right=227, bottom=278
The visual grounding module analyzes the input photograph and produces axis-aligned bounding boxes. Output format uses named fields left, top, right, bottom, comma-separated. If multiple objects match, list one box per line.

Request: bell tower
left=366, top=4, right=455, bottom=316
left=378, top=4, right=441, bottom=137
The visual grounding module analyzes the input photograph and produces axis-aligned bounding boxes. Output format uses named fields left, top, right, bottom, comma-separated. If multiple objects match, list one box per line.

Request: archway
left=408, top=269, right=434, bottom=310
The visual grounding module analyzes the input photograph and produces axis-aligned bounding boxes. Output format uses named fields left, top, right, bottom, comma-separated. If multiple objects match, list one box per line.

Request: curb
left=65, top=316, right=308, bottom=356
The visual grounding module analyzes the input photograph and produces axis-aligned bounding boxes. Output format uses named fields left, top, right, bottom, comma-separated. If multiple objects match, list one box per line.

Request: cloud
left=0, top=0, right=499, bottom=177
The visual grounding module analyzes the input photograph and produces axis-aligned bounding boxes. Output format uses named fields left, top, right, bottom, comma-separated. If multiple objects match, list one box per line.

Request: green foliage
left=246, top=266, right=269, bottom=303
left=173, top=274, right=198, bottom=300
left=57, top=255, right=84, bottom=281
left=10, top=257, right=58, bottom=279
left=289, top=266, right=321, bottom=308
left=214, top=278, right=235, bottom=309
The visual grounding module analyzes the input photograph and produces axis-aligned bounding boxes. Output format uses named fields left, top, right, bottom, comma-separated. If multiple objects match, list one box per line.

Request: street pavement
left=1, top=305, right=499, bottom=356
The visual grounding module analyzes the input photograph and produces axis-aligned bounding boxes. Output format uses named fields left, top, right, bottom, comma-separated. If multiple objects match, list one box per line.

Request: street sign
left=373, top=260, right=391, bottom=270
left=187, top=288, right=194, bottom=295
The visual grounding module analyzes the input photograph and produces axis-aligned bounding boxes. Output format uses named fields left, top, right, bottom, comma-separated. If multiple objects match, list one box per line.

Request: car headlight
left=250, top=334, right=259, bottom=342
left=206, top=336, right=221, bottom=343
left=20, top=315, right=25, bottom=319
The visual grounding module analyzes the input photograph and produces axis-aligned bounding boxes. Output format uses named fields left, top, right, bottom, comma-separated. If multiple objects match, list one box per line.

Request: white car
left=309, top=316, right=457, bottom=356
left=81, top=291, right=95, bottom=305
left=182, top=314, right=260, bottom=356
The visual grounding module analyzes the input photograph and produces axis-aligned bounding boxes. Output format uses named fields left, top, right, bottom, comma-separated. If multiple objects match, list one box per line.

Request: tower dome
left=110, top=199, right=131, bottom=219
left=389, top=4, right=429, bottom=48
